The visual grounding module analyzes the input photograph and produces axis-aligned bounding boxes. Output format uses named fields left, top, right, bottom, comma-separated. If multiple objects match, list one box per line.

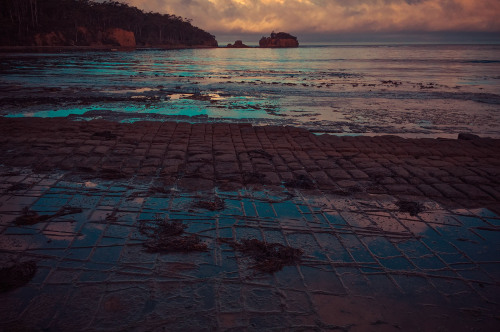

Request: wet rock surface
left=0, top=117, right=499, bottom=330
left=1, top=49, right=499, bottom=138
left=0, top=117, right=499, bottom=210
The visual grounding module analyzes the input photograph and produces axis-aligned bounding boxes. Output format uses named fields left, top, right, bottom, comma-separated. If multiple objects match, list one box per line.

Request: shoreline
left=1, top=113, right=475, bottom=140
left=2, top=45, right=498, bottom=139
left=0, top=45, right=219, bottom=53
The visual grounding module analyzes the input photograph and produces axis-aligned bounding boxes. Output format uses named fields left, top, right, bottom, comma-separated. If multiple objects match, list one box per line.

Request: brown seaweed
left=194, top=197, right=225, bottom=211
left=98, top=169, right=128, bottom=180
left=140, top=218, right=207, bottom=253
left=15, top=206, right=82, bottom=225
left=396, top=200, right=424, bottom=216
left=0, top=261, right=37, bottom=293
left=242, top=171, right=265, bottom=184
left=284, top=174, right=315, bottom=189
left=5, top=183, right=32, bottom=192
left=219, top=238, right=303, bottom=273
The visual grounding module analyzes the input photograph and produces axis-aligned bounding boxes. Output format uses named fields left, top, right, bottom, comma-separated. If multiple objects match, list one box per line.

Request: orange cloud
left=124, top=0, right=500, bottom=34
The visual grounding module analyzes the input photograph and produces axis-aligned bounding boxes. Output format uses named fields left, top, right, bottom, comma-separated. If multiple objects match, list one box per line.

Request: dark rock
left=458, top=133, right=481, bottom=140
left=259, top=32, right=299, bottom=48
left=227, top=40, right=250, bottom=48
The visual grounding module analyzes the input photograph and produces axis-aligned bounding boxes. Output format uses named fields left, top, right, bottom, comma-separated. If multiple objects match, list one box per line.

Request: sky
left=122, top=0, right=500, bottom=42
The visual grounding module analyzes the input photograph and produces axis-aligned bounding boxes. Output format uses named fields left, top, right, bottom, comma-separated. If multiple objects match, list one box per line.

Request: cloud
left=123, top=0, right=500, bottom=35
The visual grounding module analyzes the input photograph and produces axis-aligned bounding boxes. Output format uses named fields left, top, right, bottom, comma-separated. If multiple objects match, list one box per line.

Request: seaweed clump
left=284, top=174, right=315, bottom=189
left=140, top=218, right=207, bottom=253
left=15, top=206, right=82, bottom=225
left=98, top=168, right=128, bottom=180
left=396, top=200, right=424, bottom=216
left=220, top=238, right=303, bottom=273
left=0, top=261, right=37, bottom=293
left=195, top=197, right=225, bottom=211
left=6, top=183, right=31, bottom=192
left=242, top=171, right=264, bottom=185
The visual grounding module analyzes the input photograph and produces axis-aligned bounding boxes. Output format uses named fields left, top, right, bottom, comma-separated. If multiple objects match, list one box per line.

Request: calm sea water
left=1, top=44, right=499, bottom=137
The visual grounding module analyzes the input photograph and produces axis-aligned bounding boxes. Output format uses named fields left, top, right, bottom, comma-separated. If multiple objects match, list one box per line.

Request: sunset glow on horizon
left=124, top=0, right=500, bottom=36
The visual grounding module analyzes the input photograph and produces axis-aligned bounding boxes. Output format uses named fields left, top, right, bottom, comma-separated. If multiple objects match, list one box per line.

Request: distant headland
left=0, top=0, right=217, bottom=49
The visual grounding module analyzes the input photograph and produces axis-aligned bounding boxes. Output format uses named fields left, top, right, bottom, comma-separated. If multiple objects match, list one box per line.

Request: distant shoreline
left=2, top=43, right=499, bottom=54
left=0, top=45, right=219, bottom=53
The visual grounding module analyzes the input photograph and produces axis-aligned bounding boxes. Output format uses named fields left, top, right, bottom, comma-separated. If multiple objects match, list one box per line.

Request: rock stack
left=259, top=32, right=299, bottom=48
left=227, top=40, right=250, bottom=48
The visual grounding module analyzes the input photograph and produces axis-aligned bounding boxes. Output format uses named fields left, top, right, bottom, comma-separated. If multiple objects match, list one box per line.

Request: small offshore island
left=227, top=32, right=299, bottom=48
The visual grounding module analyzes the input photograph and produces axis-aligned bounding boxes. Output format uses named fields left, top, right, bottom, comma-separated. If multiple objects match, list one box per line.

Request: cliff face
left=259, top=32, right=299, bottom=48
left=34, top=31, right=67, bottom=47
left=102, top=28, right=136, bottom=47
left=200, top=39, right=219, bottom=47
left=35, top=28, right=136, bottom=47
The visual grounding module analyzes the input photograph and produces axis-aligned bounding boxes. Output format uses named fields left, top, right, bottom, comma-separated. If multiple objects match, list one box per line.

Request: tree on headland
left=0, top=0, right=218, bottom=47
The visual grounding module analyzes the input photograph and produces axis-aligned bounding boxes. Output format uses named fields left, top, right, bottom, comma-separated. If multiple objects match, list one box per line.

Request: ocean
left=1, top=43, right=499, bottom=137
